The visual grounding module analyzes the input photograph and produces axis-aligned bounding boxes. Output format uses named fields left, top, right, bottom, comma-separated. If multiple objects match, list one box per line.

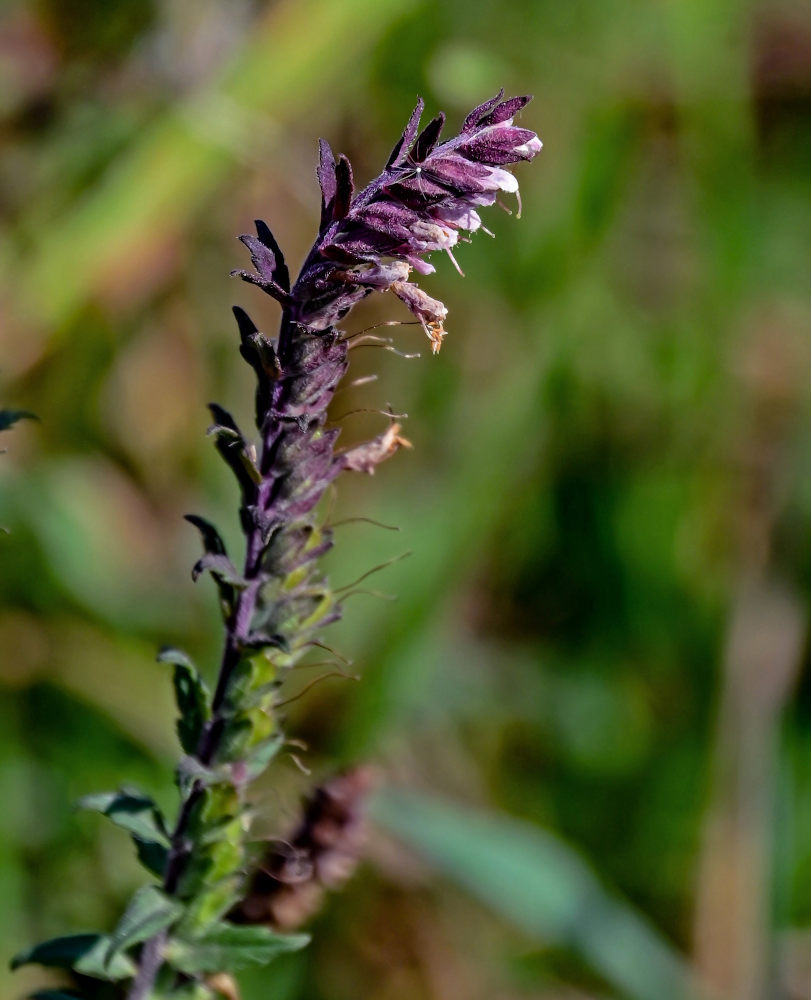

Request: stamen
left=329, top=516, right=400, bottom=532
left=286, top=753, right=312, bottom=776
left=275, top=670, right=359, bottom=709
left=340, top=588, right=398, bottom=602
left=342, top=319, right=421, bottom=342
left=445, top=246, right=465, bottom=276
left=335, top=551, right=412, bottom=593
left=332, top=408, right=408, bottom=423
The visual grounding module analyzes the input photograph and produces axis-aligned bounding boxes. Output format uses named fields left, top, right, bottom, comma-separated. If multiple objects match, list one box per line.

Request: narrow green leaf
left=106, top=886, right=183, bottom=968
left=165, top=924, right=309, bottom=974
left=78, top=788, right=170, bottom=844
left=11, top=933, right=135, bottom=981
left=135, top=839, right=170, bottom=879
left=184, top=514, right=228, bottom=556
left=158, top=647, right=211, bottom=754
left=243, top=732, right=284, bottom=780
left=79, top=788, right=170, bottom=877
left=372, top=790, right=695, bottom=1000
left=156, top=646, right=197, bottom=671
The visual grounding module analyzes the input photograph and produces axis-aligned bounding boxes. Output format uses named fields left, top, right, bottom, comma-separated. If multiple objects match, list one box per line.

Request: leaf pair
left=12, top=895, right=307, bottom=987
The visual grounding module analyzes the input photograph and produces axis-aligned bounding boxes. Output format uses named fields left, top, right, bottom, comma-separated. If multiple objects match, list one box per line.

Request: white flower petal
left=488, top=167, right=519, bottom=193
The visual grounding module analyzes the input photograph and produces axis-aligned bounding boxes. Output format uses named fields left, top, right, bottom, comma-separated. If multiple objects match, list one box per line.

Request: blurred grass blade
left=7, top=0, right=416, bottom=338
left=372, top=789, right=696, bottom=1000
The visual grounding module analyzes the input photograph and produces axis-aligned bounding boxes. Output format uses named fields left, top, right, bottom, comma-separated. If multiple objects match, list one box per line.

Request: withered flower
left=231, top=767, right=377, bottom=930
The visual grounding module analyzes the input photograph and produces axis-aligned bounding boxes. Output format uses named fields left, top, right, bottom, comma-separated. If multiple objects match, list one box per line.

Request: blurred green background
left=2, top=0, right=811, bottom=997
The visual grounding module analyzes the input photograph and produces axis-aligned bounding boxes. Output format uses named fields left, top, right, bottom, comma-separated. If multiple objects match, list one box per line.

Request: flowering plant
left=12, top=91, right=540, bottom=1000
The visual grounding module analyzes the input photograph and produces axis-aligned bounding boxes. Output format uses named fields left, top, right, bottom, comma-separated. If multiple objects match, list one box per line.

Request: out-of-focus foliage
left=1, top=0, right=810, bottom=998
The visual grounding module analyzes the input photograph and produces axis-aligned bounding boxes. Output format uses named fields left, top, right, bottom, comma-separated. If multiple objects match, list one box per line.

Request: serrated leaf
left=158, top=647, right=211, bottom=754
left=106, top=885, right=182, bottom=969
left=165, top=924, right=309, bottom=974
left=11, top=933, right=135, bottom=981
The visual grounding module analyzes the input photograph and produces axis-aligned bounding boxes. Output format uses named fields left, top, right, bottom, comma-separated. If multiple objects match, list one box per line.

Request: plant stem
left=126, top=931, right=168, bottom=1000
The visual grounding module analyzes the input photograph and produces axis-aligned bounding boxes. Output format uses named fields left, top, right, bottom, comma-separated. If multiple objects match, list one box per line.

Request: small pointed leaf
left=243, top=733, right=285, bottom=780
left=184, top=515, right=228, bottom=556
left=317, top=137, right=337, bottom=227
left=78, top=789, right=169, bottom=845
left=106, top=886, right=183, bottom=969
left=11, top=933, right=135, bottom=981
left=158, top=647, right=211, bottom=754
left=135, top=839, right=170, bottom=879
left=412, top=113, right=445, bottom=162
left=254, top=220, right=289, bottom=291
left=207, top=404, right=260, bottom=500
left=386, top=97, right=424, bottom=168
left=333, top=155, right=354, bottom=220
left=191, top=553, right=245, bottom=588
left=164, top=924, right=309, bottom=974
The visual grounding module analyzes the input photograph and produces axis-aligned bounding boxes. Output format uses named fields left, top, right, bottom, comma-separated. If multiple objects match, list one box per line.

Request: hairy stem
left=126, top=931, right=168, bottom=1000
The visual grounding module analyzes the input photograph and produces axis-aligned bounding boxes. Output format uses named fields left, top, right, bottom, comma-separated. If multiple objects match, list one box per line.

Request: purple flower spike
left=238, top=94, right=541, bottom=350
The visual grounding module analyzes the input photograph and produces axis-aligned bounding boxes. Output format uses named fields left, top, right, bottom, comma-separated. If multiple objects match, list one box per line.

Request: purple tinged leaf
left=238, top=233, right=277, bottom=282
left=481, top=95, right=532, bottom=127
left=232, top=304, right=259, bottom=341
left=333, top=155, right=354, bottom=220
left=317, top=138, right=337, bottom=228
left=233, top=305, right=277, bottom=376
left=191, top=553, right=245, bottom=587
left=461, top=89, right=504, bottom=132
left=412, top=113, right=446, bottom=163
left=207, top=404, right=260, bottom=499
left=208, top=403, right=243, bottom=438
left=255, top=220, right=289, bottom=291
left=233, top=233, right=293, bottom=304
left=233, top=307, right=279, bottom=422
left=386, top=96, right=425, bottom=168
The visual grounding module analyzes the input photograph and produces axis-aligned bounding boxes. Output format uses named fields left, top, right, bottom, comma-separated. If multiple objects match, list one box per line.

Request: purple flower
left=234, top=91, right=541, bottom=352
